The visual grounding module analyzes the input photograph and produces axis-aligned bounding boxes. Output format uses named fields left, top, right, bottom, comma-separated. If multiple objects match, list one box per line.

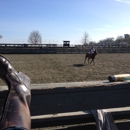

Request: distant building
left=63, top=41, right=70, bottom=47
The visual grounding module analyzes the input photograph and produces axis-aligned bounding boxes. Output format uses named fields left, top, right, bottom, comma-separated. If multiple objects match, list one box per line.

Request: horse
left=84, top=49, right=98, bottom=64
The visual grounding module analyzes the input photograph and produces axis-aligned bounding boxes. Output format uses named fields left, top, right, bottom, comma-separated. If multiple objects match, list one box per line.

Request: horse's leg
left=90, top=59, right=93, bottom=64
left=92, top=58, right=95, bottom=65
left=84, top=56, right=87, bottom=64
left=90, top=59, right=95, bottom=65
left=88, top=58, right=90, bottom=64
left=93, top=59, right=95, bottom=65
left=90, top=59, right=94, bottom=64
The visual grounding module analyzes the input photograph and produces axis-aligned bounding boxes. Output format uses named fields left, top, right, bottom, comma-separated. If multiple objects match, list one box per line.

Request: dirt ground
left=0, top=53, right=130, bottom=86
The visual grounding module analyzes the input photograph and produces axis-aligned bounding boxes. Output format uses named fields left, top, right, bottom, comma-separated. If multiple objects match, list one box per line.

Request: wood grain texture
left=1, top=81, right=130, bottom=116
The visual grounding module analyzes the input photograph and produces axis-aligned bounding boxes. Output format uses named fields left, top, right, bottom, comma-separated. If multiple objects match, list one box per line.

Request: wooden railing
left=0, top=81, right=130, bottom=129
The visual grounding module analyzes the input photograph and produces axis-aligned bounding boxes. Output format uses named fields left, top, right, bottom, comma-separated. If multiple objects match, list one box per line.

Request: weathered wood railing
left=0, top=81, right=130, bottom=129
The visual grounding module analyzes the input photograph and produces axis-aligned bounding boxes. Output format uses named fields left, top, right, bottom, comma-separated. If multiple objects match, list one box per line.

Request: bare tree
left=82, top=32, right=90, bottom=45
left=0, top=35, right=3, bottom=39
left=28, top=30, right=42, bottom=44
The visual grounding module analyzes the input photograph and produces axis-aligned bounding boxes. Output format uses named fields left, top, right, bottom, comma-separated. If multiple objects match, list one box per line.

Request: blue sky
left=0, top=0, right=130, bottom=44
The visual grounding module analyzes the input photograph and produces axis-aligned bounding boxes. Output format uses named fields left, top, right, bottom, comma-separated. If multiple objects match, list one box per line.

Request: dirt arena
left=0, top=53, right=130, bottom=86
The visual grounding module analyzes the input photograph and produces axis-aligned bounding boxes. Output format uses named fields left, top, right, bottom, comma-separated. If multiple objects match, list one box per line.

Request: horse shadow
left=72, top=64, right=86, bottom=67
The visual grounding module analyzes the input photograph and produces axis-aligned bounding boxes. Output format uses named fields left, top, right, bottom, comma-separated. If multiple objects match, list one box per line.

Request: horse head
left=94, top=49, right=98, bottom=55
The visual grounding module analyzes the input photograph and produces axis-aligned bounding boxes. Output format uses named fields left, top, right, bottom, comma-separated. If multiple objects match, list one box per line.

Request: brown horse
left=84, top=49, right=98, bottom=64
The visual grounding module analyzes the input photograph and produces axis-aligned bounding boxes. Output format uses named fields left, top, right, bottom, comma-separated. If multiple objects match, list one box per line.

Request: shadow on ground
left=73, top=64, right=85, bottom=67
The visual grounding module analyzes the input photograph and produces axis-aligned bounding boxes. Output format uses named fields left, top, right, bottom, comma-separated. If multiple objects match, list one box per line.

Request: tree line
left=1, top=31, right=130, bottom=46
left=82, top=32, right=130, bottom=47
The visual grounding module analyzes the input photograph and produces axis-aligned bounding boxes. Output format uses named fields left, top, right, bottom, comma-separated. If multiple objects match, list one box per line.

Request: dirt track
left=0, top=53, right=130, bottom=86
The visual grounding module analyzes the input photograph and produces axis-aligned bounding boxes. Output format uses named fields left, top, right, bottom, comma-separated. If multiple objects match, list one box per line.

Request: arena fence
left=0, top=47, right=130, bottom=54
left=0, top=44, right=130, bottom=54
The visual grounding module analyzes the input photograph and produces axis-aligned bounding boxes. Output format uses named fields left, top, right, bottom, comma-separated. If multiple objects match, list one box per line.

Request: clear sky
left=0, top=0, right=130, bottom=44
